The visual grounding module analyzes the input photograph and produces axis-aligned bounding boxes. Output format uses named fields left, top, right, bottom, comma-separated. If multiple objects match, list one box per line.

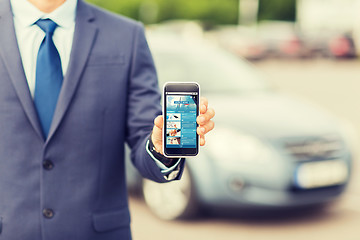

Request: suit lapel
left=0, top=0, right=44, bottom=140
left=46, top=0, right=98, bottom=143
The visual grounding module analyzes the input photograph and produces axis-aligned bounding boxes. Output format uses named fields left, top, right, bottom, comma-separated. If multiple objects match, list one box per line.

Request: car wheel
left=142, top=166, right=198, bottom=220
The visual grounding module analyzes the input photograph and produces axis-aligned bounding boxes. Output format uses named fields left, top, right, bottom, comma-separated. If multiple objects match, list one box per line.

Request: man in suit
left=0, top=0, right=215, bottom=239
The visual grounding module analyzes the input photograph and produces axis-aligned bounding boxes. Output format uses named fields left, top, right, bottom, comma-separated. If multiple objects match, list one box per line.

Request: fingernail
left=199, top=116, right=205, bottom=122
left=201, top=127, right=205, bottom=133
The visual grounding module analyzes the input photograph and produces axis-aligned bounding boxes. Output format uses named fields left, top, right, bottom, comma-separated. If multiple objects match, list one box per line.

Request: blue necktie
left=34, top=19, right=63, bottom=138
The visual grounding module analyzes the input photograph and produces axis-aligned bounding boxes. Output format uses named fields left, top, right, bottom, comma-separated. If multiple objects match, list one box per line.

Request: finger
left=197, top=120, right=215, bottom=135
left=200, top=104, right=207, bottom=115
left=200, top=97, right=208, bottom=114
left=153, top=115, right=163, bottom=129
left=200, top=135, right=206, bottom=146
left=197, top=107, right=215, bottom=125
left=200, top=97, right=208, bottom=108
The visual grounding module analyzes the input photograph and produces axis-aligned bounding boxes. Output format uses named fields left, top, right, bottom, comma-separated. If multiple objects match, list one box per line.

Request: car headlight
left=205, top=127, right=276, bottom=169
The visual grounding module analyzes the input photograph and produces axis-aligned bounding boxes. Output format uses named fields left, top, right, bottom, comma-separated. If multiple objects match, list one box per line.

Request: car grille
left=283, top=135, right=344, bottom=161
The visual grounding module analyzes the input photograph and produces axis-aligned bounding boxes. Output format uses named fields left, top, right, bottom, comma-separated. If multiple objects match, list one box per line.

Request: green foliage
left=86, top=0, right=238, bottom=25
left=258, top=0, right=296, bottom=22
left=86, top=0, right=296, bottom=25
left=163, top=0, right=239, bottom=24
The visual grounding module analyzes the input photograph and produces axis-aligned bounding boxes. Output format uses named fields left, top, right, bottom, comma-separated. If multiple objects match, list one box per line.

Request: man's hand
left=151, top=97, right=215, bottom=155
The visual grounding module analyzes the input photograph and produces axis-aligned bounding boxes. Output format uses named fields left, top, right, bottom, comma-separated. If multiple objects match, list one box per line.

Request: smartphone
left=163, top=82, right=200, bottom=157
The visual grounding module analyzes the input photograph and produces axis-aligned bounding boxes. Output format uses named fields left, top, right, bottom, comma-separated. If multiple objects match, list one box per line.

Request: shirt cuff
left=146, top=140, right=182, bottom=180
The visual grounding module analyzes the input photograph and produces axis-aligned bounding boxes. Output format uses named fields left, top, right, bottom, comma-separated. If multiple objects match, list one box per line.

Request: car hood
left=208, top=91, right=341, bottom=140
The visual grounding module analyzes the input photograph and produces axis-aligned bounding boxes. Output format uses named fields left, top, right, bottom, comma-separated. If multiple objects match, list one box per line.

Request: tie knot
left=36, top=19, right=58, bottom=35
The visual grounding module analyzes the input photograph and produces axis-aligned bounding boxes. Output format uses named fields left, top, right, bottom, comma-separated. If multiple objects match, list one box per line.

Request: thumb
left=154, top=115, right=163, bottom=129
left=151, top=115, right=163, bottom=153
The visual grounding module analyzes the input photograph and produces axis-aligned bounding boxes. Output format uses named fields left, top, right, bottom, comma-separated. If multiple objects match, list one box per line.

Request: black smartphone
left=163, top=82, right=200, bottom=157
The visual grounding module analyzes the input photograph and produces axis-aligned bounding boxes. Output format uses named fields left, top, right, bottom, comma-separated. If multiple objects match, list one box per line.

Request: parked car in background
left=126, top=31, right=353, bottom=220
left=208, top=26, right=267, bottom=61
left=256, top=21, right=310, bottom=58
left=208, top=21, right=310, bottom=60
left=297, top=0, right=360, bottom=57
left=303, top=31, right=357, bottom=59
left=328, top=33, right=357, bottom=58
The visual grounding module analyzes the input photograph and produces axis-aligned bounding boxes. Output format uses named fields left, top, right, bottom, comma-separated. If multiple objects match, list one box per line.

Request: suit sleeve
left=125, top=23, right=185, bottom=183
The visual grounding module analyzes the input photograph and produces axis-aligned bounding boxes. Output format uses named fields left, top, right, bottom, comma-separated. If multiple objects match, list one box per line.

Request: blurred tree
left=258, top=0, right=296, bottom=21
left=86, top=0, right=296, bottom=25
left=169, top=0, right=238, bottom=25
left=86, top=0, right=238, bottom=25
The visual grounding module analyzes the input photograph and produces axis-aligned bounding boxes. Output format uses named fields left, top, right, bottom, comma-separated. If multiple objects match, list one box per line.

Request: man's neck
left=27, top=0, right=66, bottom=13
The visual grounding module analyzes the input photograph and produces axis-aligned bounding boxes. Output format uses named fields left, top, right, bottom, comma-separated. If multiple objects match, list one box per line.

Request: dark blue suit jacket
left=0, top=0, right=184, bottom=239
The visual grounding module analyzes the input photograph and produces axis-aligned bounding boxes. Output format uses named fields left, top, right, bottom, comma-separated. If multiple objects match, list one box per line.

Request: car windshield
left=150, top=40, right=271, bottom=94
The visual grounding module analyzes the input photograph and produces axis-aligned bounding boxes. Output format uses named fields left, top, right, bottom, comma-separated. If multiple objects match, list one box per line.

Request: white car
left=126, top=32, right=353, bottom=220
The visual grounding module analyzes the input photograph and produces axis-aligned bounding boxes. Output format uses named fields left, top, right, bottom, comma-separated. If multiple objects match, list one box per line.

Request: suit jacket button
left=43, top=160, right=54, bottom=170
left=43, top=208, right=54, bottom=219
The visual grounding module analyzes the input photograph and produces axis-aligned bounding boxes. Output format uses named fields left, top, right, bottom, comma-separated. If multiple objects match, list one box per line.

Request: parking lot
left=129, top=59, right=360, bottom=240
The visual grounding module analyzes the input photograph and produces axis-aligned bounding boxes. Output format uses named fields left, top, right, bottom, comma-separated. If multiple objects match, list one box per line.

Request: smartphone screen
left=163, top=83, right=199, bottom=157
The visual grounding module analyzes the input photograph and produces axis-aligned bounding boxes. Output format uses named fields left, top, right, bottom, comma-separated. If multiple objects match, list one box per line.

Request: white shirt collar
left=10, top=0, right=77, bottom=29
